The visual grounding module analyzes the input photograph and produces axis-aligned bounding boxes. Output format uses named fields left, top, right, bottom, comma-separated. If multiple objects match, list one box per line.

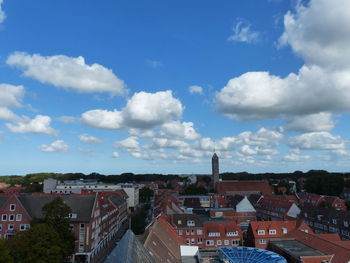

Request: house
left=269, top=229, right=350, bottom=263
left=0, top=193, right=128, bottom=263
left=299, top=205, right=350, bottom=240
left=255, top=196, right=301, bottom=221
left=168, top=213, right=243, bottom=250
left=216, top=180, right=274, bottom=196
left=246, top=220, right=312, bottom=249
left=297, top=192, right=346, bottom=211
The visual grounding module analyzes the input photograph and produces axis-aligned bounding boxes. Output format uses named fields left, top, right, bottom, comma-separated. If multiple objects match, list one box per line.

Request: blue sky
left=1, top=0, right=350, bottom=175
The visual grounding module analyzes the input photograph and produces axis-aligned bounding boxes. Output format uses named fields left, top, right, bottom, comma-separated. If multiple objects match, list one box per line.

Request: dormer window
left=226, top=231, right=238, bottom=236
left=187, top=220, right=195, bottom=227
left=257, top=230, right=265, bottom=235
left=269, top=229, right=276, bottom=235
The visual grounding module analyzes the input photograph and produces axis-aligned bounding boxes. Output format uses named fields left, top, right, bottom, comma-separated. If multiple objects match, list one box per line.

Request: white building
left=43, top=179, right=139, bottom=210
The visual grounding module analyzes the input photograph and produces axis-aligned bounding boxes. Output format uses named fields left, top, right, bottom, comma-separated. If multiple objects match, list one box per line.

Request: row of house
left=0, top=191, right=128, bottom=263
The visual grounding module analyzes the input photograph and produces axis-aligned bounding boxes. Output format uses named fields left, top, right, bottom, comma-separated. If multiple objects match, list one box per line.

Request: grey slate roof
left=18, top=195, right=96, bottom=222
left=109, top=194, right=125, bottom=206
left=104, top=230, right=155, bottom=263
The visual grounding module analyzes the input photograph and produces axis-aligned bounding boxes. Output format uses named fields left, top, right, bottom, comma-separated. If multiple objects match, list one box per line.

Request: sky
left=1, top=0, right=350, bottom=175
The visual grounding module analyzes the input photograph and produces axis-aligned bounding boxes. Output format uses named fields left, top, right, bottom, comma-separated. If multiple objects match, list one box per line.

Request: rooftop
left=269, top=239, right=324, bottom=259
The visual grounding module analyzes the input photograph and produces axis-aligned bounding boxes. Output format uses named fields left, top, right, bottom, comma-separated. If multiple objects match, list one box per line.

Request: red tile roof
left=217, top=180, right=273, bottom=196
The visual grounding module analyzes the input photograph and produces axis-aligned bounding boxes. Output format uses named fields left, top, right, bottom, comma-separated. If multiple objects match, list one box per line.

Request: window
left=232, top=239, right=239, bottom=245
left=191, top=238, right=195, bottom=244
left=186, top=238, right=190, bottom=245
left=9, top=204, right=15, bottom=211
left=191, top=229, right=195, bottom=235
left=344, top=221, right=349, bottom=228
left=79, top=233, right=85, bottom=242
left=20, top=224, right=30, bottom=231
left=2, top=215, right=7, bottom=221
left=332, top=219, right=337, bottom=225
left=0, top=224, right=2, bottom=230
left=177, top=220, right=182, bottom=225
left=269, top=229, right=276, bottom=235
left=9, top=215, right=14, bottom=221
left=224, top=240, right=229, bottom=245
left=257, top=230, right=265, bottom=235
left=206, top=240, right=214, bottom=246
left=259, top=239, right=266, bottom=244
left=282, top=228, right=288, bottom=234
left=178, top=230, right=183, bottom=235
left=217, top=240, right=222, bottom=245
left=80, top=223, right=85, bottom=232
left=208, top=232, right=220, bottom=237
left=79, top=244, right=84, bottom=252
left=197, top=229, right=203, bottom=235
left=186, top=230, right=190, bottom=235
left=227, top=231, right=238, bottom=236
left=8, top=224, right=14, bottom=230
left=16, top=214, right=22, bottom=221
left=197, top=238, right=203, bottom=244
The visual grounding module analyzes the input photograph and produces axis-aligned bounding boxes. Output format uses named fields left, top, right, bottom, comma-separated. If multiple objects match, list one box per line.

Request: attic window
left=9, top=204, right=15, bottom=211
left=257, top=230, right=265, bottom=235
left=177, top=220, right=182, bottom=225
left=187, top=220, right=195, bottom=227
left=269, top=229, right=276, bottom=235
left=282, top=228, right=288, bottom=234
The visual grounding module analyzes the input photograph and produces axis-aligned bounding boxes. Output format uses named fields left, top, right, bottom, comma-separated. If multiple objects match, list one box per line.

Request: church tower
left=212, top=152, right=219, bottom=190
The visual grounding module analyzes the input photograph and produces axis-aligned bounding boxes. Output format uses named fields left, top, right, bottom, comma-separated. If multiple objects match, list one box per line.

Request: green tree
left=131, top=210, right=146, bottom=235
left=0, top=239, right=13, bottom=263
left=139, top=187, right=154, bottom=202
left=181, top=184, right=207, bottom=195
left=8, top=224, right=64, bottom=263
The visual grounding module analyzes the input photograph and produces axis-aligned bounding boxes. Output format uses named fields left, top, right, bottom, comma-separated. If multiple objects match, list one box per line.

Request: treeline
left=0, top=172, right=181, bottom=185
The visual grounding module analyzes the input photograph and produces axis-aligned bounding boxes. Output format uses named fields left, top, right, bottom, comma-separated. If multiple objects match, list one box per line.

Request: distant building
left=43, top=178, right=139, bottom=210
left=217, top=180, right=274, bottom=196
left=212, top=153, right=219, bottom=190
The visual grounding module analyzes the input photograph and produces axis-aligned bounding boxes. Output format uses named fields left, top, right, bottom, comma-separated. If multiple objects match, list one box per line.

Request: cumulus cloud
left=115, top=136, right=140, bottom=152
left=0, top=107, right=21, bottom=121
left=161, top=121, right=200, bottom=140
left=82, top=109, right=123, bottom=129
left=79, top=134, right=103, bottom=144
left=152, top=138, right=188, bottom=148
left=0, top=0, right=5, bottom=23
left=288, top=131, right=345, bottom=150
left=7, top=52, right=126, bottom=95
left=0, top=84, right=25, bottom=108
left=147, top=59, right=163, bottom=68
left=188, top=85, right=203, bottom=94
left=285, top=112, right=335, bottom=132
left=6, top=115, right=57, bottom=135
left=238, top=128, right=283, bottom=146
left=217, top=0, right=350, bottom=126
left=228, top=19, right=260, bottom=44
left=39, top=140, right=68, bottom=152
left=82, top=90, right=183, bottom=130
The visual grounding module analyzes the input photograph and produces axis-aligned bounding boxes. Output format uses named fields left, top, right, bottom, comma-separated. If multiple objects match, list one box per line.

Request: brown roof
left=217, top=180, right=273, bottom=196
left=144, top=216, right=184, bottom=263
left=285, top=229, right=350, bottom=263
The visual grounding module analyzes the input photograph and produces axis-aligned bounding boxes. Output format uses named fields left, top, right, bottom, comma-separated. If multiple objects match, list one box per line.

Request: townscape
left=1, top=154, right=350, bottom=262
left=1, top=0, right=350, bottom=262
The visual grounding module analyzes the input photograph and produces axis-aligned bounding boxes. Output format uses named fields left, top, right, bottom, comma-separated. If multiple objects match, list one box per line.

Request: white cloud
left=217, top=0, right=350, bottom=121
left=188, top=85, right=203, bottom=94
left=128, top=128, right=155, bottom=138
left=0, top=107, right=20, bottom=121
left=6, top=115, right=57, bottom=135
left=161, top=121, right=200, bottom=140
left=285, top=112, right=335, bottom=132
left=288, top=131, right=345, bottom=150
left=283, top=149, right=310, bottom=162
left=152, top=138, right=188, bottom=148
left=82, top=109, right=123, bottom=129
left=0, top=84, right=25, bottom=108
left=79, top=134, right=103, bottom=144
left=82, top=90, right=183, bottom=130
left=39, top=140, right=68, bottom=152
left=115, top=136, right=140, bottom=152
left=279, top=0, right=350, bottom=69
left=123, top=91, right=183, bottom=129
left=58, top=116, right=77, bottom=124
left=0, top=0, right=6, bottom=23
left=7, top=52, right=126, bottom=95
left=112, top=152, right=120, bottom=158
left=228, top=19, right=260, bottom=44
left=238, top=128, right=283, bottom=146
